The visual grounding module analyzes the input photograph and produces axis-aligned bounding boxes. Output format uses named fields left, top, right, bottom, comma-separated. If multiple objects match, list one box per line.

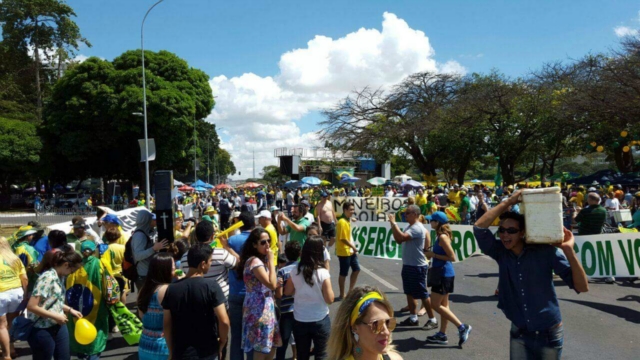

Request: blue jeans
left=229, top=294, right=253, bottom=360
left=276, top=312, right=295, bottom=360
left=28, top=325, right=70, bottom=360
left=292, top=315, right=331, bottom=360
left=510, top=323, right=563, bottom=360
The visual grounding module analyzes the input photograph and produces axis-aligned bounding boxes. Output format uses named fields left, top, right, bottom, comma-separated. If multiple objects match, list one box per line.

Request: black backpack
left=122, top=230, right=152, bottom=281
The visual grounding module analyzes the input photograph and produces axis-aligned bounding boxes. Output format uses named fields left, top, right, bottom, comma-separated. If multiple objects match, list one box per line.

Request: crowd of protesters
left=4, top=177, right=625, bottom=360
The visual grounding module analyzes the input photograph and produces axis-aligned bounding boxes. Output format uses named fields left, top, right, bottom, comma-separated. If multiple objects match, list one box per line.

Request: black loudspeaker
left=154, top=170, right=175, bottom=243
left=280, top=156, right=293, bottom=175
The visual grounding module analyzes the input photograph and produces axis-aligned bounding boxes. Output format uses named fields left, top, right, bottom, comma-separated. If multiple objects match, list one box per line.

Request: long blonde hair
left=327, top=286, right=397, bottom=360
left=435, top=222, right=453, bottom=242
left=0, top=236, right=22, bottom=273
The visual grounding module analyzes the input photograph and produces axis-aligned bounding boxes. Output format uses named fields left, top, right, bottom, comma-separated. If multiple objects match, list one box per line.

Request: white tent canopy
left=393, top=174, right=412, bottom=183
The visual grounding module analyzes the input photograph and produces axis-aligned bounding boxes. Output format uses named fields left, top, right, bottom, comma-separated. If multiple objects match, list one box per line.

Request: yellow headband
left=350, top=292, right=384, bottom=325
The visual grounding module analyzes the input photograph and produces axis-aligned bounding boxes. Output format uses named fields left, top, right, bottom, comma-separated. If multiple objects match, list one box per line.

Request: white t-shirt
left=291, top=268, right=330, bottom=322
left=304, top=212, right=315, bottom=224
left=469, top=196, right=478, bottom=212
left=182, top=203, right=194, bottom=219
left=605, top=198, right=620, bottom=211
left=276, top=191, right=283, bottom=201
left=386, top=190, right=394, bottom=197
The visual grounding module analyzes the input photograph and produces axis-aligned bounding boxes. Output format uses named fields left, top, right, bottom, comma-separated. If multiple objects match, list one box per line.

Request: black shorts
left=401, top=265, right=429, bottom=299
left=431, top=276, right=455, bottom=295
left=338, top=255, right=360, bottom=276
left=321, top=221, right=336, bottom=238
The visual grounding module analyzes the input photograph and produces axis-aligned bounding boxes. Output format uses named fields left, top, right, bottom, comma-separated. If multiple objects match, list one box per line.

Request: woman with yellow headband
left=327, top=286, right=402, bottom=360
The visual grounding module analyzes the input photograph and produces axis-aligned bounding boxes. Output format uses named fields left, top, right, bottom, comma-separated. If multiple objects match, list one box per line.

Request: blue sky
left=67, top=0, right=638, bottom=178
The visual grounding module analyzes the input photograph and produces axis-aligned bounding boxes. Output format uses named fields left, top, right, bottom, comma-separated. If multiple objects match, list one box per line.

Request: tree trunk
left=614, top=147, right=634, bottom=173
left=407, top=144, right=437, bottom=176
left=34, top=18, right=42, bottom=122
left=456, top=155, right=472, bottom=186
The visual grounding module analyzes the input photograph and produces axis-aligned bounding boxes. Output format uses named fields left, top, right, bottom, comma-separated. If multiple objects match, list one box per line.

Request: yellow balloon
left=596, top=145, right=604, bottom=152
left=623, top=146, right=630, bottom=153
left=75, top=318, right=97, bottom=345
left=590, top=141, right=597, bottom=147
left=621, top=131, right=628, bottom=138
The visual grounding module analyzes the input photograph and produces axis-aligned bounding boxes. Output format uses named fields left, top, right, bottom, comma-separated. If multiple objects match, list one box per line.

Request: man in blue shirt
left=227, top=211, right=255, bottom=360
left=474, top=190, right=589, bottom=359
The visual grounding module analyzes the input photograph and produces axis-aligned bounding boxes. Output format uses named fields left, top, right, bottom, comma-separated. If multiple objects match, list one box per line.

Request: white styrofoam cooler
left=613, top=209, right=632, bottom=223
left=519, top=187, right=564, bottom=244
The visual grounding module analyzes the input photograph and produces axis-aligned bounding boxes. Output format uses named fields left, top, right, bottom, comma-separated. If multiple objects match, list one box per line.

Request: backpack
left=122, top=230, right=152, bottom=281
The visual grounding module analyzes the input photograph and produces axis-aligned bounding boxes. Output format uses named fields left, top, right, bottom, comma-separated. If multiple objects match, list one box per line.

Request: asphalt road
left=15, top=250, right=640, bottom=359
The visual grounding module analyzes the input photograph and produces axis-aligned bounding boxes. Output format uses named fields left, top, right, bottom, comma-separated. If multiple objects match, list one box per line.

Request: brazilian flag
left=13, top=242, right=39, bottom=292
left=66, top=256, right=120, bottom=356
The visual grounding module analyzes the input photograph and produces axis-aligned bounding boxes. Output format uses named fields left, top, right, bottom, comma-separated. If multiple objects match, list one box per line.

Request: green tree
left=0, top=117, right=42, bottom=193
left=262, top=165, right=289, bottom=184
left=42, top=50, right=215, bottom=194
left=0, top=0, right=91, bottom=121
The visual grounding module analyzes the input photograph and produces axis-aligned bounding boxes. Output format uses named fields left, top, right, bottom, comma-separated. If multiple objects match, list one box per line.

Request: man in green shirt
left=276, top=204, right=311, bottom=246
left=574, top=193, right=607, bottom=235
left=459, top=191, right=471, bottom=225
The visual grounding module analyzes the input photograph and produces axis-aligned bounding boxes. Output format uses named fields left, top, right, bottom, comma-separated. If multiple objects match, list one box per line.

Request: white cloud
left=614, top=26, right=639, bottom=37
left=207, top=12, right=466, bottom=180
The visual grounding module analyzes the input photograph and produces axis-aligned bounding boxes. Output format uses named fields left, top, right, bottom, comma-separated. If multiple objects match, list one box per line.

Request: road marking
left=359, top=265, right=399, bottom=291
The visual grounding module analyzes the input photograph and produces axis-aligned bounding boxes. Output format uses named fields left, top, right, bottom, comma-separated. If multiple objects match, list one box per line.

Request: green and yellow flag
left=66, top=256, right=120, bottom=356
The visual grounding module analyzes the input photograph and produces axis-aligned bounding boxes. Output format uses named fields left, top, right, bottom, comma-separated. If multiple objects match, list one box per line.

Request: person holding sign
left=474, top=191, right=589, bottom=359
left=335, top=202, right=360, bottom=301
left=388, top=205, right=437, bottom=330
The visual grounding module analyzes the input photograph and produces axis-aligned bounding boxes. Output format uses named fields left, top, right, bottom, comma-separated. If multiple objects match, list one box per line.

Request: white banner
left=332, top=196, right=409, bottom=222
left=351, top=221, right=640, bottom=279
left=45, top=207, right=146, bottom=238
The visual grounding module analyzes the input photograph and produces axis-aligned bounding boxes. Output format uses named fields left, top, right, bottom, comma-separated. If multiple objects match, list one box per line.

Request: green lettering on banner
left=386, top=230, right=397, bottom=258
left=617, top=239, right=636, bottom=276
left=364, top=227, right=377, bottom=256
left=596, top=241, right=616, bottom=276
left=375, top=227, right=387, bottom=257
left=451, top=231, right=463, bottom=260
left=581, top=241, right=597, bottom=277
left=356, top=227, right=367, bottom=251
left=635, top=239, right=640, bottom=270
left=463, top=231, right=476, bottom=260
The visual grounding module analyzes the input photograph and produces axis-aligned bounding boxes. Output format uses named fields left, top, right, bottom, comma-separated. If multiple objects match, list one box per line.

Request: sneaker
left=334, top=296, right=343, bottom=302
left=605, top=277, right=615, bottom=284
left=399, top=317, right=419, bottom=326
left=426, top=332, right=448, bottom=344
left=458, top=324, right=472, bottom=346
left=422, top=319, right=438, bottom=331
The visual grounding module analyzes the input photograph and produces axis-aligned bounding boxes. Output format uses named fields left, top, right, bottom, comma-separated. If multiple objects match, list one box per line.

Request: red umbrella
left=215, top=184, right=233, bottom=190
left=178, top=185, right=194, bottom=192
left=242, top=182, right=263, bottom=189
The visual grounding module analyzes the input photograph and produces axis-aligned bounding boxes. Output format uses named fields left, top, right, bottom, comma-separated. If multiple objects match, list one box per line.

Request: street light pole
left=141, top=0, right=165, bottom=209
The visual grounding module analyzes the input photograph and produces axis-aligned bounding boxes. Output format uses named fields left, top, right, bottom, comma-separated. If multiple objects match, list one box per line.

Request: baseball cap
left=300, top=200, right=311, bottom=208
left=588, top=187, right=597, bottom=193
left=259, top=210, right=272, bottom=218
left=426, top=211, right=449, bottom=224
left=73, top=219, right=88, bottom=229
left=320, top=191, right=329, bottom=197
left=269, top=206, right=280, bottom=212
left=101, top=214, right=122, bottom=226
left=80, top=240, right=96, bottom=253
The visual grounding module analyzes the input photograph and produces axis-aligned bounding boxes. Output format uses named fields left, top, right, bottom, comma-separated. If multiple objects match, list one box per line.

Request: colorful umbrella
left=215, top=184, right=233, bottom=190
left=401, top=180, right=424, bottom=188
left=301, top=177, right=321, bottom=185
left=367, top=177, right=387, bottom=186
left=178, top=185, right=194, bottom=192
left=242, top=182, right=264, bottom=189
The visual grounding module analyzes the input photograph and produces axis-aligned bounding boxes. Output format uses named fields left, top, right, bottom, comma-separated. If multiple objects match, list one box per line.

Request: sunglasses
left=259, top=240, right=269, bottom=246
left=360, top=318, right=397, bottom=334
left=498, top=227, right=520, bottom=234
